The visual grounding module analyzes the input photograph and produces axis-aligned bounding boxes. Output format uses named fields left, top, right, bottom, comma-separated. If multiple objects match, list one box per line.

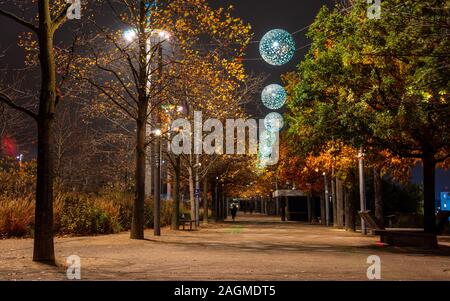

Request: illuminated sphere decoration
left=259, top=29, right=296, bottom=66
left=260, top=130, right=277, bottom=148
left=259, top=144, right=273, bottom=158
left=264, top=112, right=284, bottom=133
left=261, top=84, right=287, bottom=110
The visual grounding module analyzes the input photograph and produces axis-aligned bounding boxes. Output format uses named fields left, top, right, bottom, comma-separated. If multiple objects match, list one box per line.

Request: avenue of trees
left=0, top=0, right=448, bottom=266
left=275, top=0, right=449, bottom=233
left=0, top=0, right=258, bottom=264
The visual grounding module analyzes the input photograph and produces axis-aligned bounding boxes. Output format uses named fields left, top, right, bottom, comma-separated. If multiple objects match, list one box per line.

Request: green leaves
left=285, top=0, right=449, bottom=164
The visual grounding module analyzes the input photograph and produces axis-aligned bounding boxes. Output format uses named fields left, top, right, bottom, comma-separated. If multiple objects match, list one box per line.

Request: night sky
left=0, top=0, right=448, bottom=198
left=214, top=0, right=333, bottom=117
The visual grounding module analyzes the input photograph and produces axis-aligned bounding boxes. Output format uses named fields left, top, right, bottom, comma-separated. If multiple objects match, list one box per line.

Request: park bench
left=437, top=211, right=450, bottom=234
left=359, top=210, right=385, bottom=234
left=359, top=210, right=438, bottom=248
left=373, top=230, right=438, bottom=248
left=178, top=218, right=195, bottom=231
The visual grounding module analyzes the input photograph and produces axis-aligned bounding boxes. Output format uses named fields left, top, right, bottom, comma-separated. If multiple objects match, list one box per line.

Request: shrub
left=0, top=162, right=178, bottom=237
left=59, top=194, right=125, bottom=235
left=0, top=159, right=36, bottom=199
left=60, top=195, right=93, bottom=235
left=144, top=199, right=175, bottom=229
left=0, top=197, right=34, bottom=238
left=93, top=197, right=123, bottom=234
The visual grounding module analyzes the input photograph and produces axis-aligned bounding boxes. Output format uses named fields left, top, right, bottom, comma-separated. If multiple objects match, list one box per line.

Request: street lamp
left=153, top=129, right=162, bottom=136
left=123, top=24, right=173, bottom=236
left=215, top=176, right=219, bottom=222
left=195, top=155, right=201, bottom=226
left=323, top=172, right=330, bottom=226
left=157, top=29, right=171, bottom=41
left=358, top=147, right=368, bottom=235
left=123, top=29, right=137, bottom=43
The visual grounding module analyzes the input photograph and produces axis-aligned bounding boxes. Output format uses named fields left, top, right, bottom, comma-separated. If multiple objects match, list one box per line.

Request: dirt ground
left=1, top=214, right=450, bottom=280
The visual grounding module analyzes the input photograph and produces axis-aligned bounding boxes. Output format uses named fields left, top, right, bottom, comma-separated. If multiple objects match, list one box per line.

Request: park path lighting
left=358, top=147, right=368, bottom=235
left=194, top=155, right=201, bottom=226
left=259, top=29, right=296, bottom=66
left=122, top=17, right=173, bottom=236
left=261, top=84, right=287, bottom=110
left=153, top=128, right=162, bottom=136
left=323, top=172, right=330, bottom=226
left=123, top=29, right=137, bottom=43
left=215, top=176, right=221, bottom=222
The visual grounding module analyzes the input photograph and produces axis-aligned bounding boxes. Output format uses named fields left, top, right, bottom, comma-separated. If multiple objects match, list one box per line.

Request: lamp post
left=153, top=126, right=161, bottom=236
left=358, top=147, right=368, bottom=235
left=215, top=176, right=219, bottom=222
left=195, top=155, right=201, bottom=227
left=123, top=21, right=172, bottom=236
left=323, top=172, right=330, bottom=226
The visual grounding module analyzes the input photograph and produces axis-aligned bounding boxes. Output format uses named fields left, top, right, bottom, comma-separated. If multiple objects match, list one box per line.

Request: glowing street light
left=153, top=129, right=162, bottom=136
left=123, top=29, right=137, bottom=43
left=157, top=29, right=171, bottom=41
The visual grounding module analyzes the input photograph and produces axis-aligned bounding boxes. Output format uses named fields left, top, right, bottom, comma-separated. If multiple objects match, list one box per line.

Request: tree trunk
left=33, top=1, right=57, bottom=263
left=373, top=168, right=384, bottom=228
left=423, top=155, right=437, bottom=234
left=344, top=186, right=356, bottom=231
left=171, top=156, right=181, bottom=230
left=131, top=113, right=146, bottom=239
left=131, top=4, right=150, bottom=239
left=203, top=178, right=209, bottom=224
left=34, top=118, right=55, bottom=263
left=336, top=179, right=344, bottom=228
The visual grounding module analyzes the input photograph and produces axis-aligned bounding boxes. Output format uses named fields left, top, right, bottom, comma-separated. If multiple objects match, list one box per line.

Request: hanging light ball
left=260, top=130, right=277, bottom=147
left=264, top=112, right=284, bottom=133
left=261, top=84, right=287, bottom=110
left=259, top=144, right=273, bottom=158
left=259, top=29, right=296, bottom=66
left=257, top=150, right=271, bottom=169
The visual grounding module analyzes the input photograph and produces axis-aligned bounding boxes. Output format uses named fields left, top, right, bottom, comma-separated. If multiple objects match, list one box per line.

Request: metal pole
left=324, top=172, right=330, bottom=226
left=215, top=176, right=219, bottom=222
left=195, top=154, right=200, bottom=226
left=359, top=147, right=367, bottom=235
left=153, top=43, right=162, bottom=236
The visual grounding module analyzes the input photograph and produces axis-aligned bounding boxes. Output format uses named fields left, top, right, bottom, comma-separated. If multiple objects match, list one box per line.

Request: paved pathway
left=1, top=214, right=449, bottom=280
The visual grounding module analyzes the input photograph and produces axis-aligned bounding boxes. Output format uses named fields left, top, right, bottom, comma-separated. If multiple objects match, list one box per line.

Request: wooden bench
left=179, top=219, right=195, bottom=231
left=373, top=230, right=438, bottom=248
left=359, top=210, right=385, bottom=234
left=437, top=211, right=450, bottom=234
left=359, top=210, right=438, bottom=248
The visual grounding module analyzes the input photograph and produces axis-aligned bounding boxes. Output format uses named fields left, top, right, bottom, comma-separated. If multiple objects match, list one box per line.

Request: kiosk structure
left=273, top=190, right=313, bottom=222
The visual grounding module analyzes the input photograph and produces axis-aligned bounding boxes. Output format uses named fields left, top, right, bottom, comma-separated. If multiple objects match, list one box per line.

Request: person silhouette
left=231, top=204, right=238, bottom=222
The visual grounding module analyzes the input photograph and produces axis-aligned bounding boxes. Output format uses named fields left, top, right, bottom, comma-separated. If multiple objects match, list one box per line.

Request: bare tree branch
left=0, top=91, right=37, bottom=121
left=0, top=8, right=38, bottom=33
